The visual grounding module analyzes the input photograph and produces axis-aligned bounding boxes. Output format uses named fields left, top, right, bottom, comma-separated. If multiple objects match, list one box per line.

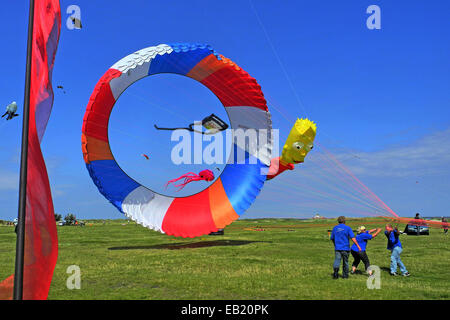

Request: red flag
left=0, top=0, right=61, bottom=300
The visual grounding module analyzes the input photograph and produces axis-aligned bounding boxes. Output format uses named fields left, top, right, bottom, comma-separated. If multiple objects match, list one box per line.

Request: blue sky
left=0, top=0, right=449, bottom=220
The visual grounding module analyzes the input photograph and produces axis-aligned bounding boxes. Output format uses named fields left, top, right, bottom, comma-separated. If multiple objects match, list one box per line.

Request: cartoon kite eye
left=307, top=144, right=314, bottom=150
left=293, top=142, right=304, bottom=150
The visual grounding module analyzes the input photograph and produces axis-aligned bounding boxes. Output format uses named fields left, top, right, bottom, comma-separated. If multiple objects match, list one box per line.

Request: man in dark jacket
left=385, top=224, right=410, bottom=277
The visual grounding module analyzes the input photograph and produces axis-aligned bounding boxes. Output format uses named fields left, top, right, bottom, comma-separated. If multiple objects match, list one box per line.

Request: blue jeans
left=334, top=250, right=349, bottom=275
left=390, top=246, right=408, bottom=274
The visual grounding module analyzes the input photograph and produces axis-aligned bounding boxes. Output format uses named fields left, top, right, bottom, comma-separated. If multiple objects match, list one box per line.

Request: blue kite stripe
left=86, top=160, right=140, bottom=212
left=148, top=43, right=213, bottom=76
left=220, top=144, right=267, bottom=216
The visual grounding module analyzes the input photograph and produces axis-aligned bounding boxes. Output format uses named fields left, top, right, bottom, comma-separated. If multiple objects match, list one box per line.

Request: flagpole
left=13, top=0, right=35, bottom=300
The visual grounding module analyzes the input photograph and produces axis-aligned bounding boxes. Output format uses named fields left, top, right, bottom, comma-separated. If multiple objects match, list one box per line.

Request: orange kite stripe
left=208, top=178, right=239, bottom=229
left=81, top=134, right=114, bottom=164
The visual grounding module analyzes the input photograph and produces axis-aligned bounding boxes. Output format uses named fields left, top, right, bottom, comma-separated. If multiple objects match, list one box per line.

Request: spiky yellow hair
left=295, top=118, right=317, bottom=138
left=281, top=117, right=317, bottom=164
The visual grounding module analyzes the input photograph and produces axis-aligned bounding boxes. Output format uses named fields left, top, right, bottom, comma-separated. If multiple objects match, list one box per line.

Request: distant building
left=313, top=213, right=323, bottom=219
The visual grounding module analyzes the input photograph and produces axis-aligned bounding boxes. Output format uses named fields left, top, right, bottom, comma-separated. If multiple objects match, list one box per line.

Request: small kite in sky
left=154, top=113, right=228, bottom=135
left=57, top=85, right=66, bottom=94
left=1, top=101, right=19, bottom=121
left=142, top=154, right=150, bottom=160
left=166, top=169, right=215, bottom=191
left=71, top=17, right=82, bottom=29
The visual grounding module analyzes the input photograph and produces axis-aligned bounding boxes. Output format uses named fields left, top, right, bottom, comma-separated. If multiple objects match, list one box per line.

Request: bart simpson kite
left=267, top=118, right=317, bottom=180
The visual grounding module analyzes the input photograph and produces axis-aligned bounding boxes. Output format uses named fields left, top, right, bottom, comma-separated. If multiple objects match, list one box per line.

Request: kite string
left=265, top=181, right=384, bottom=215
left=319, top=143, right=399, bottom=218
left=274, top=162, right=389, bottom=216
left=249, top=0, right=308, bottom=118
left=309, top=150, right=379, bottom=208
left=313, top=145, right=380, bottom=206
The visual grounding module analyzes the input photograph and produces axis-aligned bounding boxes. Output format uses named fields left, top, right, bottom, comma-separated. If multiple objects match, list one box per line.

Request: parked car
left=405, top=223, right=429, bottom=235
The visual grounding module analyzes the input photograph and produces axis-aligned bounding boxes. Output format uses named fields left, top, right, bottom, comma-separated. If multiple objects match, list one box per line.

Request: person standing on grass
left=442, top=217, right=448, bottom=234
left=385, top=224, right=410, bottom=277
left=350, top=226, right=381, bottom=276
left=330, top=216, right=362, bottom=279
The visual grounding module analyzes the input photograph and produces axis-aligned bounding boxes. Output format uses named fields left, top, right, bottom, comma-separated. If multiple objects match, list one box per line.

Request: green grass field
left=0, top=218, right=449, bottom=300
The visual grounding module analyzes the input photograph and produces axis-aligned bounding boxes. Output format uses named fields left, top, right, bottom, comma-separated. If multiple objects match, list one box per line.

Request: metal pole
left=13, top=0, right=35, bottom=300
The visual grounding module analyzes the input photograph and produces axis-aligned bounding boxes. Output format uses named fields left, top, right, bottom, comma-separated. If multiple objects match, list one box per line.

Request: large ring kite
left=82, top=43, right=272, bottom=237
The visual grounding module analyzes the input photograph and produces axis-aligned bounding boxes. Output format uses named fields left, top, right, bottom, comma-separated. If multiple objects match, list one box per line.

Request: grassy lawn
left=0, top=218, right=449, bottom=300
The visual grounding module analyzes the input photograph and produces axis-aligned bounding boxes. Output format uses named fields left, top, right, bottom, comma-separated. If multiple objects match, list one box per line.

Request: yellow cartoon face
left=281, top=118, right=317, bottom=164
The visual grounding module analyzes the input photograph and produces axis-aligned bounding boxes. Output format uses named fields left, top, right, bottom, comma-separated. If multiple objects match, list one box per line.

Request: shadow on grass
left=108, top=240, right=269, bottom=251
left=380, top=267, right=392, bottom=274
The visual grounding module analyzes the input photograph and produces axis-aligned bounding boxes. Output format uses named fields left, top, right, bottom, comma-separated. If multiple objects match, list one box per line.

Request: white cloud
left=327, top=127, right=450, bottom=178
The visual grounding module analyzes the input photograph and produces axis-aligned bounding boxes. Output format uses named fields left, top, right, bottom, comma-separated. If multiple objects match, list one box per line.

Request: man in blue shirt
left=385, top=224, right=410, bottom=277
left=330, top=216, right=362, bottom=279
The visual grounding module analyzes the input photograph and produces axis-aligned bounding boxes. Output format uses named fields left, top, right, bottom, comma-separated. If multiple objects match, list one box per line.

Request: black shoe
left=333, top=268, right=339, bottom=279
left=402, top=272, right=410, bottom=277
left=342, top=274, right=349, bottom=279
left=390, top=272, right=398, bottom=276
